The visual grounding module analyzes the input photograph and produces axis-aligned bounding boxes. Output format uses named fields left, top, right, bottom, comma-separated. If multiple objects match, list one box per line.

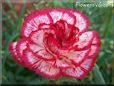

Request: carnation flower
left=9, top=8, right=101, bottom=79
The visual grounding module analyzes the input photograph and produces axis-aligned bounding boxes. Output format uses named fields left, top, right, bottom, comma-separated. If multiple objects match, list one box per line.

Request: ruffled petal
left=22, top=48, right=61, bottom=79
left=80, top=57, right=96, bottom=74
left=9, top=42, right=24, bottom=65
left=20, top=9, right=53, bottom=37
left=9, top=42, right=18, bottom=58
left=22, top=48, right=40, bottom=69
left=80, top=45, right=100, bottom=77
left=62, top=39, right=101, bottom=79
left=62, top=67, right=85, bottom=79
left=88, top=30, right=101, bottom=58
left=88, top=45, right=100, bottom=58
left=61, top=10, right=76, bottom=25
left=67, top=49, right=90, bottom=65
left=49, top=8, right=64, bottom=23
left=34, top=60, right=61, bottom=79
left=62, top=45, right=100, bottom=79
left=28, top=42, right=54, bottom=60
left=30, top=30, right=44, bottom=47
left=80, top=44, right=100, bottom=71
left=79, top=42, right=100, bottom=78
left=16, top=38, right=28, bottom=57
left=73, top=10, right=90, bottom=32
left=56, top=56, right=70, bottom=69
left=73, top=31, right=94, bottom=50
left=49, top=8, right=76, bottom=25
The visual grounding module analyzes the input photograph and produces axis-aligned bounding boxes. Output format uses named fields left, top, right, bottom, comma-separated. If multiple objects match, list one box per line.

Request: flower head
left=9, top=8, right=101, bottom=79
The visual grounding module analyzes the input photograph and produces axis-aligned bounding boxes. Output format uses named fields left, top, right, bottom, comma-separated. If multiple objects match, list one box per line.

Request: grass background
left=2, top=0, right=114, bottom=85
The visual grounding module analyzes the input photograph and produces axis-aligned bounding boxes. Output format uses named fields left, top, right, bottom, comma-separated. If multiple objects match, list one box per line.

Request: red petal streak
left=49, top=8, right=63, bottom=23
left=28, top=42, right=54, bottom=60
left=81, top=57, right=95, bottom=72
left=36, top=50, right=54, bottom=60
left=56, top=58, right=70, bottom=69
left=30, top=30, right=44, bottom=47
left=73, top=10, right=90, bottom=32
left=9, top=42, right=18, bottom=57
left=67, top=49, right=90, bottom=65
left=62, top=44, right=100, bottom=79
left=78, top=45, right=100, bottom=78
left=44, top=33, right=61, bottom=56
left=61, top=11, right=76, bottom=25
left=38, top=23, right=50, bottom=29
left=73, top=31, right=94, bottom=50
left=62, top=46, right=98, bottom=79
left=62, top=67, right=85, bottom=79
left=34, top=60, right=61, bottom=79
left=28, top=42, right=43, bottom=53
left=22, top=48, right=40, bottom=70
left=79, top=51, right=98, bottom=78
left=88, top=45, right=100, bottom=58
left=16, top=38, right=28, bottom=57
left=49, top=8, right=76, bottom=25
left=80, top=45, right=100, bottom=74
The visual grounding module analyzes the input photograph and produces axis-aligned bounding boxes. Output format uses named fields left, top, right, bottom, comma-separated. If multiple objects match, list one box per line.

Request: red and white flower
left=9, top=8, right=101, bottom=79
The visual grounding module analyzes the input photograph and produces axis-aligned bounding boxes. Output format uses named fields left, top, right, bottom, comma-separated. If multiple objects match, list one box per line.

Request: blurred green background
left=2, top=0, right=114, bottom=85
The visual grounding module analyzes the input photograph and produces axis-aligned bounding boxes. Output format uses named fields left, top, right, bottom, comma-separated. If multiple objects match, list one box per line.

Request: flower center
left=53, top=20, right=79, bottom=49
left=43, top=20, right=79, bottom=56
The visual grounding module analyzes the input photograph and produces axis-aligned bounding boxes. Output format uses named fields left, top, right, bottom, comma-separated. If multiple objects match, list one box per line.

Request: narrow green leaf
left=6, top=0, right=18, bottom=19
left=92, top=64, right=106, bottom=84
left=16, top=1, right=26, bottom=32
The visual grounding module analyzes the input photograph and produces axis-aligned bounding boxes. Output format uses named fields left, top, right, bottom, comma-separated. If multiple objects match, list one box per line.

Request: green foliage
left=2, top=0, right=113, bottom=85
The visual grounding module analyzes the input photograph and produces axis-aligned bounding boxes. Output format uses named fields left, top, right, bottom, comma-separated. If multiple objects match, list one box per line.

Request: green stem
left=11, top=33, right=19, bottom=41
left=92, top=64, right=106, bottom=84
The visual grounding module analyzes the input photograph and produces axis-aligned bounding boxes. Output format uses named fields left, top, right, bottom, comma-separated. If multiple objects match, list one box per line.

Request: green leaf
left=6, top=0, right=18, bottom=20
left=16, top=1, right=27, bottom=32
left=92, top=64, right=106, bottom=84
